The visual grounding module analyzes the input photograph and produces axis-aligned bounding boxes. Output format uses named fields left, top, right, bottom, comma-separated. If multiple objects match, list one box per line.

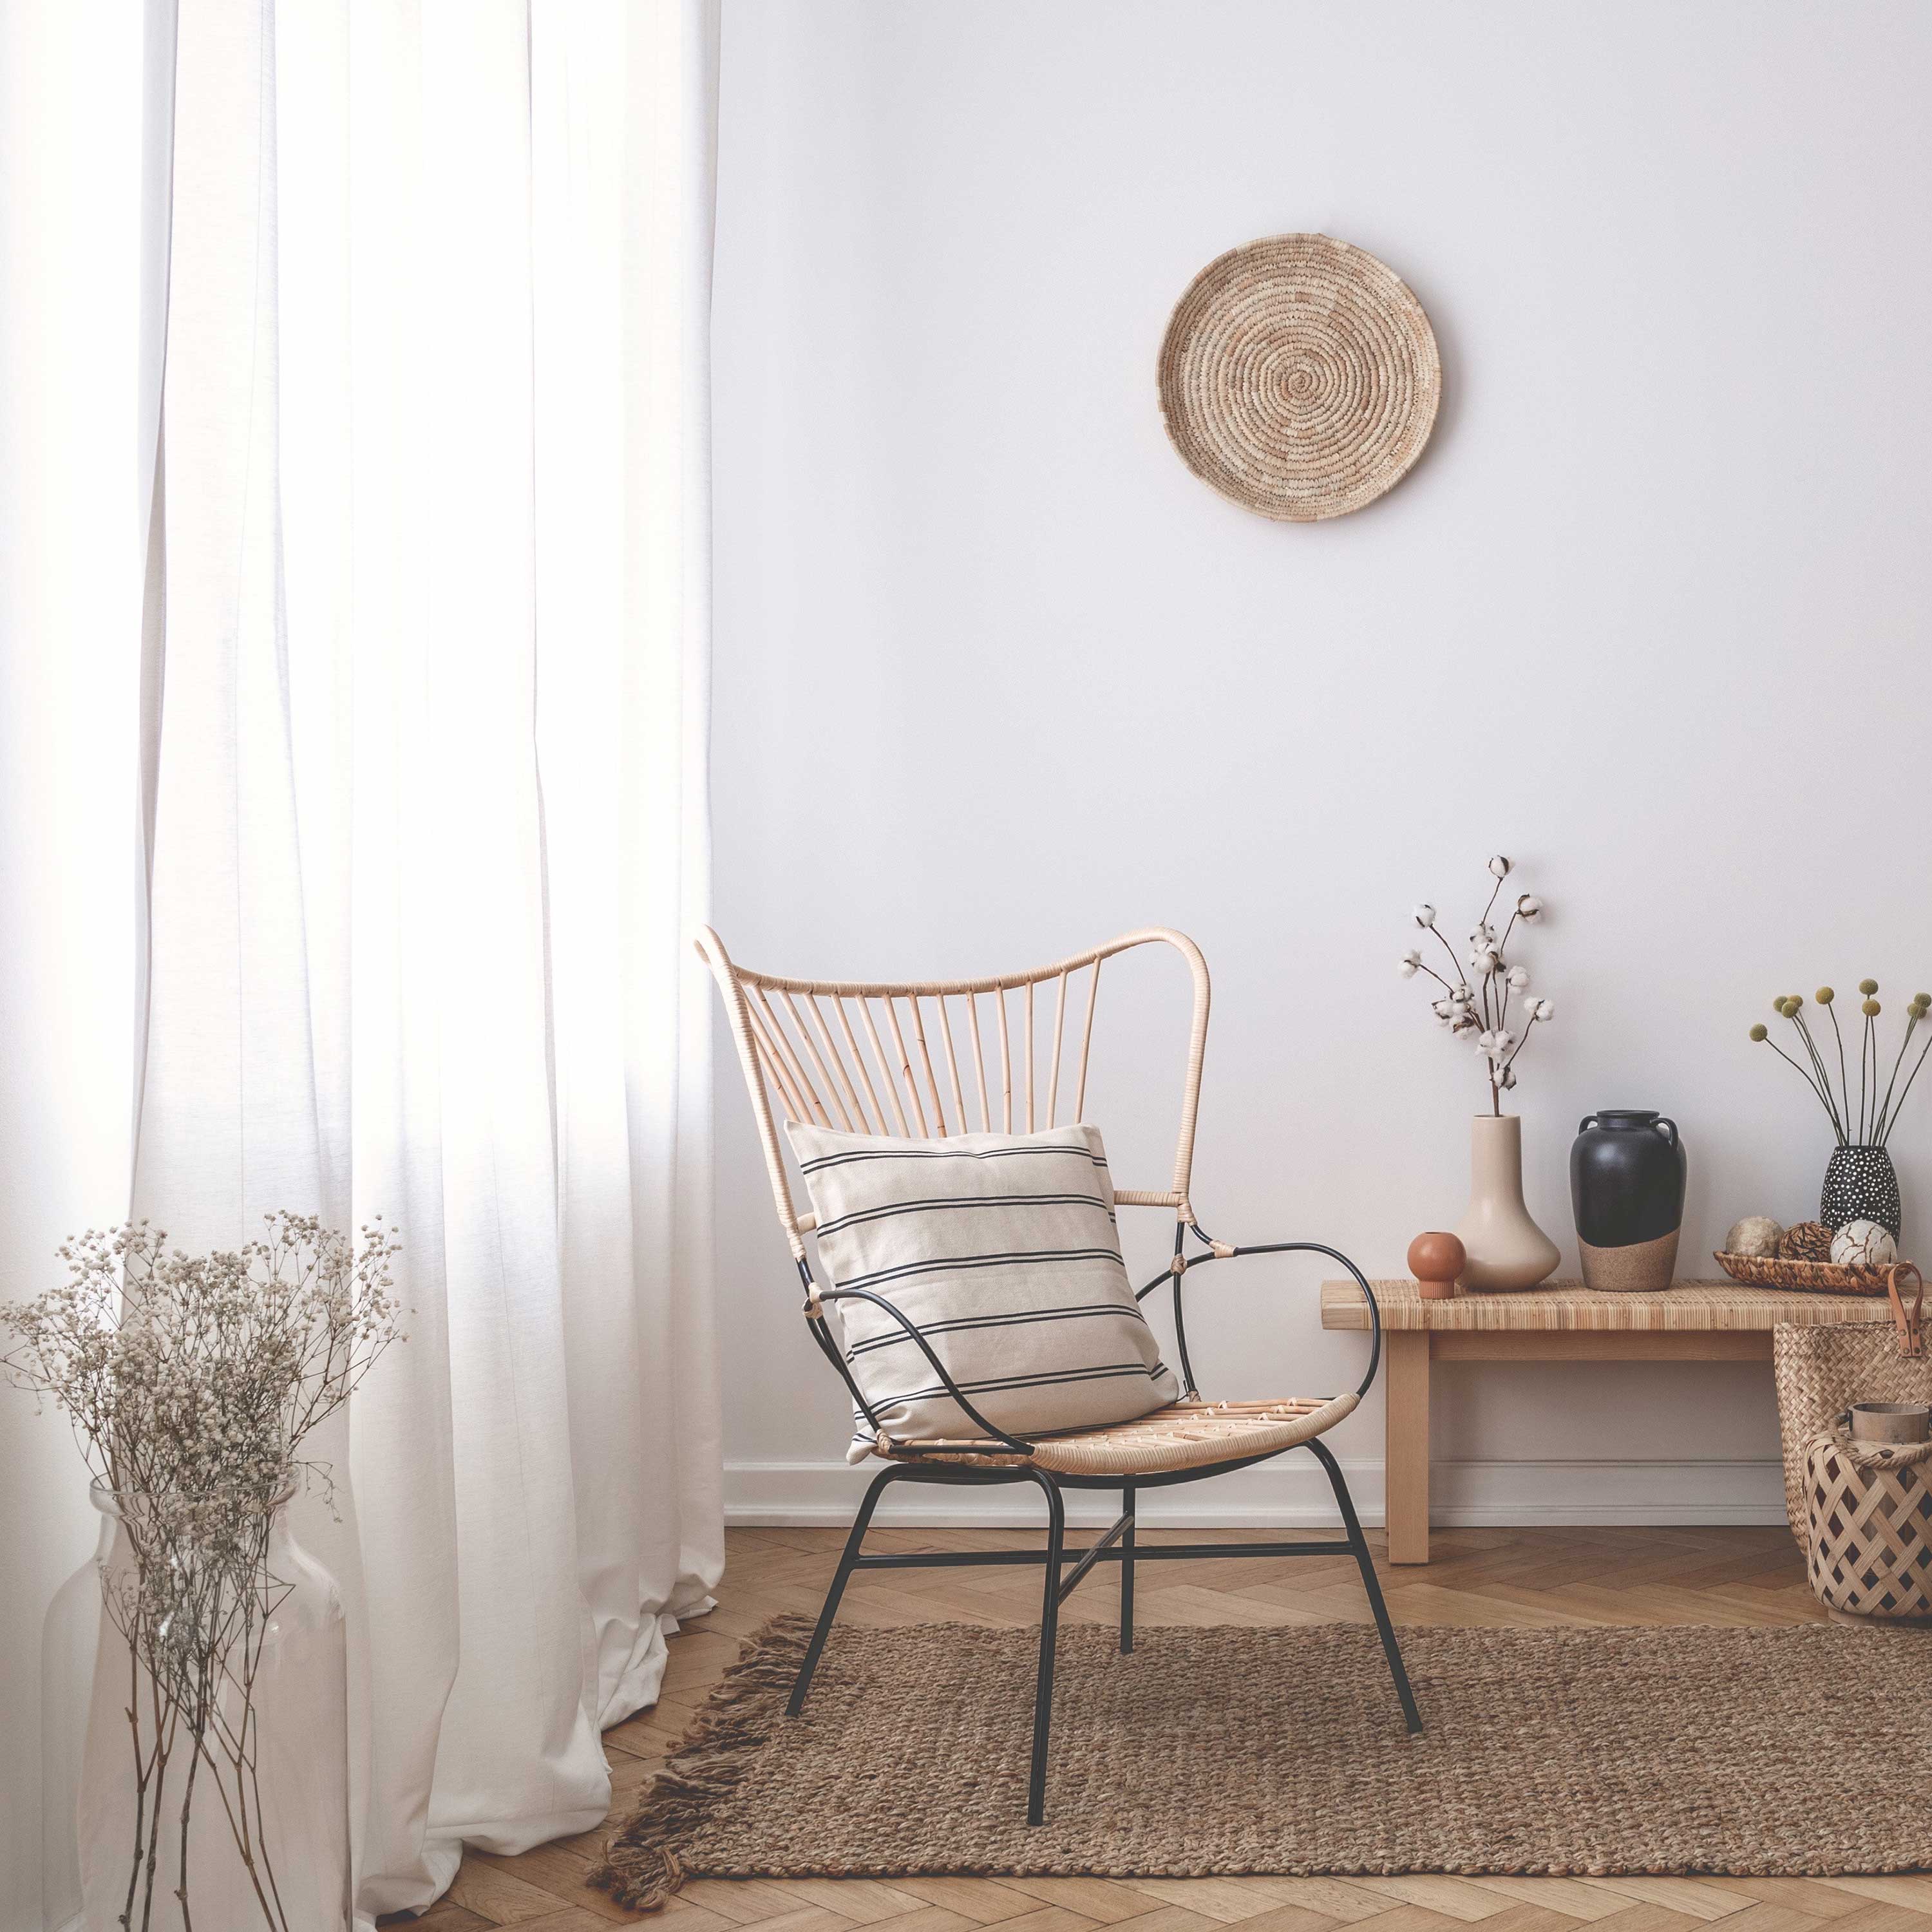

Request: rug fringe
left=590, top=1613, right=817, bottom=1912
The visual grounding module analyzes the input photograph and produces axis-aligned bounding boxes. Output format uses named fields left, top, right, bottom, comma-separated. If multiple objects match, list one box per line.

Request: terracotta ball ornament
left=1408, top=1231, right=1466, bottom=1300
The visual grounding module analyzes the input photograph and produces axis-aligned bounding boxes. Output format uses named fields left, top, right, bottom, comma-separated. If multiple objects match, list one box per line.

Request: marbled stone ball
left=1832, top=1219, right=1898, bottom=1267
left=1779, top=1220, right=1834, bottom=1262
left=1725, top=1216, right=1785, bottom=1258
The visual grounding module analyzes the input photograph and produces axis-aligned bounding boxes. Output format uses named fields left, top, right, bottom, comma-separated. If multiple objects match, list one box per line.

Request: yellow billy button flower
left=1749, top=1024, right=1768, bottom=1042
left=1860, top=978, right=1879, bottom=996
left=1815, top=987, right=1835, bottom=1004
left=1864, top=999, right=1882, bottom=1017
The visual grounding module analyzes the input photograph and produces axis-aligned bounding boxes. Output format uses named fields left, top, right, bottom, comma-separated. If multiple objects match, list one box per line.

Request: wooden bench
left=1318, top=1276, right=1889, bottom=1564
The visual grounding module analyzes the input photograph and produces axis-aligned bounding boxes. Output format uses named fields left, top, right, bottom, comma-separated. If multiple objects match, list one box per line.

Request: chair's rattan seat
left=878, top=1392, right=1359, bottom=1477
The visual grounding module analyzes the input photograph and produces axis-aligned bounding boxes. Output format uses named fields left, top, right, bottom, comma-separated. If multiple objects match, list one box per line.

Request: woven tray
left=1714, top=1248, right=1895, bottom=1296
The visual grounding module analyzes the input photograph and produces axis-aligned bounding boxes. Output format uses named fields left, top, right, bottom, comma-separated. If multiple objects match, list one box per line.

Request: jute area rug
left=591, top=1615, right=1932, bottom=1911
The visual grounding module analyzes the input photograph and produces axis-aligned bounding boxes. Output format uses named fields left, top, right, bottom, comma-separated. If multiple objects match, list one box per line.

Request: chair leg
left=1305, top=1436, right=1423, bottom=1735
left=788, top=1463, right=901, bottom=1718
left=1025, top=1470, right=1066, bottom=1825
left=1119, top=1481, right=1136, bottom=1654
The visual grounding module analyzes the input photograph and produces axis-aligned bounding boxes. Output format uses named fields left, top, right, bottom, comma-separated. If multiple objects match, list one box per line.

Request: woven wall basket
left=1158, top=233, right=1441, bottom=522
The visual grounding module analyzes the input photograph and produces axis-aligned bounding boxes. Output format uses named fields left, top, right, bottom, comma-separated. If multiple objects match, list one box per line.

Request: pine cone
left=1780, top=1220, right=1833, bottom=1262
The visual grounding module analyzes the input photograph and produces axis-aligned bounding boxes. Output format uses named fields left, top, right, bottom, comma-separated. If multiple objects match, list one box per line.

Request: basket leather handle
left=1887, top=1262, right=1924, bottom=1356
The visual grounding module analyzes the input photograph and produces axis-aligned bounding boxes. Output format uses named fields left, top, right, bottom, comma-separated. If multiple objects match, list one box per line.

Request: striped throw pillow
left=787, top=1122, right=1180, bottom=1462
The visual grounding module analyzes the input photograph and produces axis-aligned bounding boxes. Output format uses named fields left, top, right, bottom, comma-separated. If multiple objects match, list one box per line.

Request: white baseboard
left=724, top=1457, right=1788, bottom=1528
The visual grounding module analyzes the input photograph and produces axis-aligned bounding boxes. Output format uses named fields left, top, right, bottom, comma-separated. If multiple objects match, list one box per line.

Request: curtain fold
left=131, top=1, right=723, bottom=1921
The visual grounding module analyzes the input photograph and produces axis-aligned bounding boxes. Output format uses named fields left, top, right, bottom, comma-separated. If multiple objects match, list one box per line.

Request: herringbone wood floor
left=392, top=1523, right=1932, bottom=1932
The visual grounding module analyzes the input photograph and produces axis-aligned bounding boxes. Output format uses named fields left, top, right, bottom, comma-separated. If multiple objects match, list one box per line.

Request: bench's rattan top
left=1321, top=1278, right=1893, bottom=1332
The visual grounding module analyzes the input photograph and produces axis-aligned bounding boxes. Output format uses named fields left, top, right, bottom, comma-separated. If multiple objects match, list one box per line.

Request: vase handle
left=1577, top=1115, right=1600, bottom=1135
left=1652, top=1116, right=1679, bottom=1148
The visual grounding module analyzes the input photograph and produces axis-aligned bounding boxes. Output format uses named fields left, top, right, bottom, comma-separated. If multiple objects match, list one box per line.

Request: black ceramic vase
left=1821, top=1143, right=1900, bottom=1238
left=1571, top=1111, right=1687, bottom=1291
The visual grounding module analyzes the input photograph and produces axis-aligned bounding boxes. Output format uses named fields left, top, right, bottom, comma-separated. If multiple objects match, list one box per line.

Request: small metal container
left=1849, top=1401, right=1932, bottom=1445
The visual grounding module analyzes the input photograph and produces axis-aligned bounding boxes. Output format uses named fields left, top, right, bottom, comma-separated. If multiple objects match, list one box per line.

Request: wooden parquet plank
left=1117, top=1879, right=1313, bottom=1922
left=768, top=1881, right=934, bottom=1924
left=888, top=1878, right=1065, bottom=1923
left=678, top=1880, right=855, bottom=1924
left=446, top=1859, right=590, bottom=1925
left=1582, top=1910, right=1709, bottom=1932
left=412, top=1906, right=497, bottom=1931
left=999, top=1878, right=1189, bottom=1922
left=1813, top=1877, right=1932, bottom=1911
left=1188, top=1904, right=1337, bottom=1932
left=1463, top=1879, right=1641, bottom=1922
left=1700, top=1879, right=1888, bottom=1920
left=1439, top=1908, right=1593, bottom=1932
left=428, top=1528, right=1872, bottom=1932
left=1316, top=1904, right=1492, bottom=1932
left=1345, top=1875, right=1526, bottom=1920
left=854, top=1906, right=990, bottom=1932
left=1578, top=1877, right=1758, bottom=1920
left=1688, top=1904, right=1834, bottom=1932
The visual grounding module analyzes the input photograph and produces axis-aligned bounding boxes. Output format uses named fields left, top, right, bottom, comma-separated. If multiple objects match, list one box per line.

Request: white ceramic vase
left=1453, top=1113, right=1560, bottom=1292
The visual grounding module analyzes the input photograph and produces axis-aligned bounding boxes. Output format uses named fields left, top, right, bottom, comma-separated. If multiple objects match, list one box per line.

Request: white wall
left=710, top=0, right=1932, bottom=1526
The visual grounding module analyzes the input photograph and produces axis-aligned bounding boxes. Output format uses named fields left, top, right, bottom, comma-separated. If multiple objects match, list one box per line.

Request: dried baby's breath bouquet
left=3, top=1213, right=401, bottom=1931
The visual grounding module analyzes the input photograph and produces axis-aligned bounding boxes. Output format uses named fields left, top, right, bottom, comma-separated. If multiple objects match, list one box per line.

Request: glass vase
left=43, top=1479, right=350, bottom=1932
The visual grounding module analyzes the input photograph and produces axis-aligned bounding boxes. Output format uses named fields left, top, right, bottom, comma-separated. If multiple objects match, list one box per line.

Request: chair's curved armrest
left=1135, top=1225, right=1384, bottom=1402
left=805, top=1278, right=1037, bottom=1458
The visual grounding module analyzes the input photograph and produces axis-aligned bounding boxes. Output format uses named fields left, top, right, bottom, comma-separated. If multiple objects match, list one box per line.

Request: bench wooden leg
left=1385, top=1330, right=1430, bottom=1564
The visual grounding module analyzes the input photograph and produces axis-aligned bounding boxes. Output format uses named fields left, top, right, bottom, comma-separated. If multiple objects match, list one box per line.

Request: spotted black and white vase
left=1821, top=1143, right=1901, bottom=1238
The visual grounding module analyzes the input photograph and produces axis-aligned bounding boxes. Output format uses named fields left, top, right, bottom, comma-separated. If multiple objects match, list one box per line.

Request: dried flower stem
left=1789, top=1012, right=1847, bottom=1141
left=1880, top=1024, right=1932, bottom=1144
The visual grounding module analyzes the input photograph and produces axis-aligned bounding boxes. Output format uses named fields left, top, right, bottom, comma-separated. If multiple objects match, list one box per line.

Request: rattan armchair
left=697, top=923, right=1420, bottom=1825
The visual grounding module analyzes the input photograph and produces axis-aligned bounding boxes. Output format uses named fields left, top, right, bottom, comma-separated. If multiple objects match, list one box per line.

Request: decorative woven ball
left=1158, top=234, right=1441, bottom=522
left=1779, top=1220, right=1834, bottom=1262
left=1725, top=1216, right=1785, bottom=1258
left=1832, top=1219, right=1898, bottom=1268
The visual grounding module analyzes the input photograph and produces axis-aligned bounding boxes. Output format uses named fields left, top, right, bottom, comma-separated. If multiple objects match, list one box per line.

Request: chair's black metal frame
left=789, top=1218, right=1421, bottom=1826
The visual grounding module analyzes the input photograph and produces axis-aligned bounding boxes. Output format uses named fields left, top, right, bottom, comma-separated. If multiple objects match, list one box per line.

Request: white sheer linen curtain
left=131, top=1, right=721, bottom=1922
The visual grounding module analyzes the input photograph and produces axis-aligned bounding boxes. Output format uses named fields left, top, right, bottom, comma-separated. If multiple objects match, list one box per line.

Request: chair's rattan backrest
left=694, top=927, right=1212, bottom=1259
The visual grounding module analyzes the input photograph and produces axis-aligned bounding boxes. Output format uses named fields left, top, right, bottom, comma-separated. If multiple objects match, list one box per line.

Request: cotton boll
left=1832, top=1220, right=1897, bottom=1267
left=1507, top=965, right=1530, bottom=990
left=1413, top=904, right=1436, bottom=927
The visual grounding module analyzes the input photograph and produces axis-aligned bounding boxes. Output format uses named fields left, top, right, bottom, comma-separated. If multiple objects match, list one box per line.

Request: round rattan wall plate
left=1158, top=232, right=1441, bottom=522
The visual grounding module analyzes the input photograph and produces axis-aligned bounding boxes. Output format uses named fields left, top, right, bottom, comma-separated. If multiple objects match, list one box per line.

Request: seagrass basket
left=1774, top=1263, right=1929, bottom=1552
left=1803, top=1421, right=1932, bottom=1620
